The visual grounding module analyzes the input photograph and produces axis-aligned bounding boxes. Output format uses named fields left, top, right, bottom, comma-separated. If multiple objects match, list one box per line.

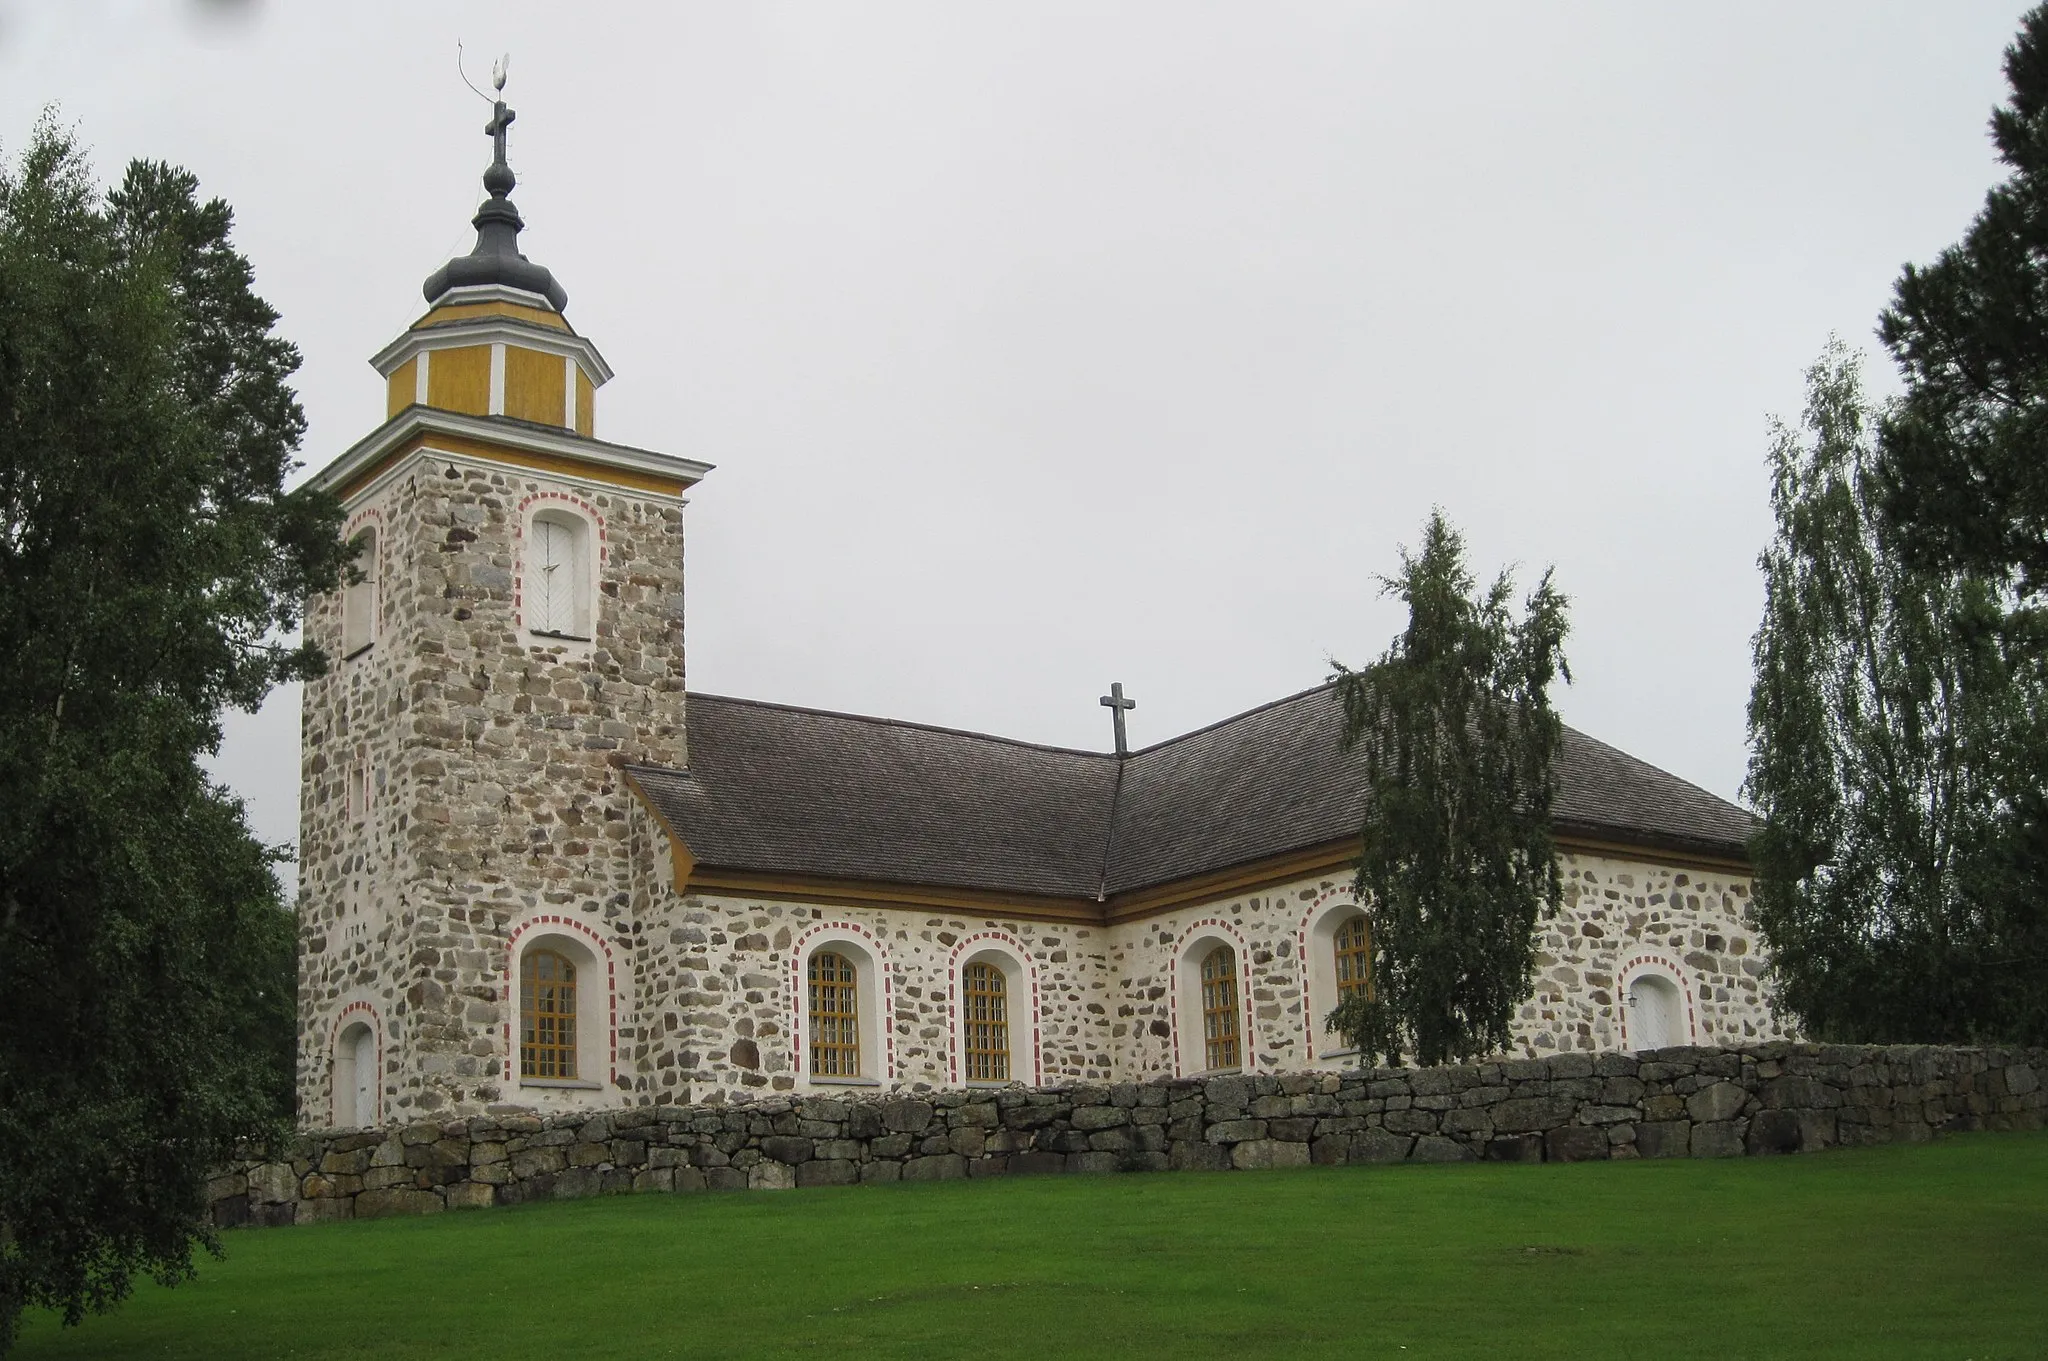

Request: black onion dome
left=422, top=99, right=569, bottom=312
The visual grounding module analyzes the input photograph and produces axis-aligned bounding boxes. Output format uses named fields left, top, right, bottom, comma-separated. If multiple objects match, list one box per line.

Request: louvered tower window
left=1201, top=946, right=1241, bottom=1071
left=962, top=962, right=1009, bottom=1082
left=342, top=526, right=377, bottom=656
left=520, top=949, right=578, bottom=1079
left=528, top=511, right=589, bottom=638
left=809, top=951, right=860, bottom=1077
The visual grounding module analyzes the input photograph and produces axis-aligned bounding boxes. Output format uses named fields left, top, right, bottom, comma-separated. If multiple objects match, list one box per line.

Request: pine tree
left=1327, top=511, right=1570, bottom=1067
left=1747, top=342, right=2046, bottom=1045
left=1878, top=4, right=2048, bottom=596
left=0, top=115, right=348, bottom=1349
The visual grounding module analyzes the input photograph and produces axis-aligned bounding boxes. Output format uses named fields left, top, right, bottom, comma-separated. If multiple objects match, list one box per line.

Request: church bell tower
left=296, top=84, right=712, bottom=1127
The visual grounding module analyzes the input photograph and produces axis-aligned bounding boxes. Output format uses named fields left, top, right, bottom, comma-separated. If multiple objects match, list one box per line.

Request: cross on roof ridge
left=1099, top=681, right=1136, bottom=758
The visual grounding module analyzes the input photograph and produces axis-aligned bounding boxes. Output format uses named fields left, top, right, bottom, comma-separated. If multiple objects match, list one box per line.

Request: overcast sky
left=1, top=1, right=2033, bottom=874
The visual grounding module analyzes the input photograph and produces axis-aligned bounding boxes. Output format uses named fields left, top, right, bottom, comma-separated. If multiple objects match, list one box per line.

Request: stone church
left=297, top=98, right=1780, bottom=1130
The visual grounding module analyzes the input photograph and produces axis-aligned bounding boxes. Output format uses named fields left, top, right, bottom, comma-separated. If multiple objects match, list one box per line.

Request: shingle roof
left=631, top=684, right=1755, bottom=903
left=629, top=697, right=1117, bottom=899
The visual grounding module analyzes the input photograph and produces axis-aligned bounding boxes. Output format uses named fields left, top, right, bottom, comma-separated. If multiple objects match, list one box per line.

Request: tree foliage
left=1878, top=3, right=2048, bottom=595
left=0, top=115, right=348, bottom=1350
left=1746, top=343, right=2048, bottom=1046
left=1327, top=510, right=1570, bottom=1068
left=1850, top=0, right=2048, bottom=1047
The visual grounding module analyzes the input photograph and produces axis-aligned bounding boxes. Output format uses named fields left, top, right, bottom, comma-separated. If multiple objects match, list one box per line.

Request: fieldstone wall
left=214, top=1042, right=2043, bottom=1228
left=610, top=854, right=1781, bottom=1111
left=1108, top=852, right=1772, bottom=1083
left=664, top=893, right=1118, bottom=1099
left=298, top=449, right=692, bottom=1124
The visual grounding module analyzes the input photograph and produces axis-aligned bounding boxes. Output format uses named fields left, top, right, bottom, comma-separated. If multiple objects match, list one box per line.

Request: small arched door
left=351, top=1026, right=376, bottom=1124
left=336, top=1022, right=376, bottom=1127
left=1627, top=974, right=1683, bottom=1051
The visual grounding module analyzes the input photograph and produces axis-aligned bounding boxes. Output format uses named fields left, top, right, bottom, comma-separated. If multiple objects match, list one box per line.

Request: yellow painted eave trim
left=334, top=426, right=692, bottom=502
left=1101, top=841, right=1359, bottom=922
left=675, top=830, right=1751, bottom=926
left=682, top=868, right=1104, bottom=925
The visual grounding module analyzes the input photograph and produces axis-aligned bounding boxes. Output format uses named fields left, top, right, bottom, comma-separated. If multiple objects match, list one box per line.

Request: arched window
left=1627, top=973, right=1684, bottom=1051
left=333, top=1021, right=376, bottom=1127
left=526, top=509, right=592, bottom=640
left=1334, top=916, right=1372, bottom=1003
left=342, top=526, right=377, bottom=656
left=962, top=961, right=1010, bottom=1082
left=521, top=948, right=579, bottom=1080
left=1201, top=946, right=1241, bottom=1072
left=511, top=927, right=611, bottom=1093
left=809, top=950, right=860, bottom=1078
left=1302, top=895, right=1375, bottom=1064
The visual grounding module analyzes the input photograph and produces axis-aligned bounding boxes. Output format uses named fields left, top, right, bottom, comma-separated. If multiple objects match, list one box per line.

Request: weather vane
left=457, top=45, right=518, bottom=190
left=457, top=43, right=511, bottom=105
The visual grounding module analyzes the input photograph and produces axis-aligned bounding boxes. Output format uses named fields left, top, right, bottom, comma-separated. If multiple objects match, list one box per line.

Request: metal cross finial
left=460, top=48, right=516, bottom=178
left=1099, top=682, right=1136, bottom=758
left=486, top=99, right=516, bottom=167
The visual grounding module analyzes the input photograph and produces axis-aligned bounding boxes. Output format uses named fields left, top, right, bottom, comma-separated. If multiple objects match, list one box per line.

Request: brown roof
left=630, top=684, right=1755, bottom=903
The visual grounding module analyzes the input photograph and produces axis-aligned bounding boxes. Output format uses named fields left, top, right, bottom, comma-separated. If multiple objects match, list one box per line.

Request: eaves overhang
left=656, top=827, right=1753, bottom=927
left=309, top=406, right=713, bottom=502
left=1550, top=821, right=1754, bottom=876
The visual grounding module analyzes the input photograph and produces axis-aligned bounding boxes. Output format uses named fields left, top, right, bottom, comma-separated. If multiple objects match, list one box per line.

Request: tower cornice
left=311, top=405, right=712, bottom=504
left=369, top=317, right=614, bottom=388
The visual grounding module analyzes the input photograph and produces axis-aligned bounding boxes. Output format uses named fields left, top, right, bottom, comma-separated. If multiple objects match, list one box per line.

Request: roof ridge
left=1120, top=679, right=1342, bottom=758
left=1120, top=680, right=1722, bottom=794
left=684, top=690, right=1119, bottom=761
left=680, top=686, right=1747, bottom=820
left=1093, top=757, right=1126, bottom=903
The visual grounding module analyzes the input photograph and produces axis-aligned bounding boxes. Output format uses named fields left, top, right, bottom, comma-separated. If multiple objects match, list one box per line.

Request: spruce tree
left=1327, top=510, right=1570, bottom=1067
left=0, top=116, right=348, bottom=1349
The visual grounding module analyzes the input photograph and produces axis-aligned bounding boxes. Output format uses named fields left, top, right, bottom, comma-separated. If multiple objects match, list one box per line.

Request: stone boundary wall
left=211, top=1042, right=2045, bottom=1228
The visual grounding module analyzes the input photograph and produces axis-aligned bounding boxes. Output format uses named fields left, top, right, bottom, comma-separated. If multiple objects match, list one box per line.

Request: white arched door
left=352, top=1027, right=376, bottom=1124
left=335, top=1023, right=375, bottom=1127
left=1627, top=975, right=1683, bottom=1051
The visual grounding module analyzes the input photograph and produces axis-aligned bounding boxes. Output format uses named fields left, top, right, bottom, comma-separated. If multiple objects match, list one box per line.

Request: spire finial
left=483, top=55, right=515, bottom=198
left=483, top=96, right=516, bottom=198
left=423, top=48, right=569, bottom=312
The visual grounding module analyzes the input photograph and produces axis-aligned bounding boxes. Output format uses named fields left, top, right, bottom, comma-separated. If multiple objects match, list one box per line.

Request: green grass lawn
left=17, top=1132, right=2048, bottom=1361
